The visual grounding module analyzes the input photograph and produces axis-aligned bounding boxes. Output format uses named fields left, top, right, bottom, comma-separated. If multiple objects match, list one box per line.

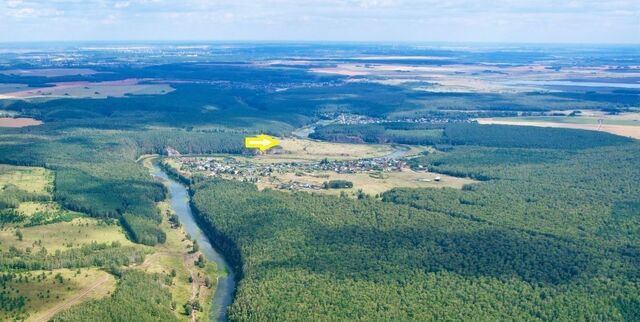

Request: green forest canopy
left=190, top=138, right=640, bottom=321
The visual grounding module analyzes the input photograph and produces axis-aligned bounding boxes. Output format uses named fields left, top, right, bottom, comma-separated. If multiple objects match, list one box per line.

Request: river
left=151, top=164, right=236, bottom=322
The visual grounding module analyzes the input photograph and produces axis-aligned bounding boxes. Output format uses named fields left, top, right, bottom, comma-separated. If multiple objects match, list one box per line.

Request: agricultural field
left=477, top=116, right=640, bottom=139
left=0, top=79, right=174, bottom=100
left=0, top=118, right=43, bottom=128
left=311, top=62, right=640, bottom=94
left=0, top=84, right=28, bottom=95
left=0, top=69, right=98, bottom=78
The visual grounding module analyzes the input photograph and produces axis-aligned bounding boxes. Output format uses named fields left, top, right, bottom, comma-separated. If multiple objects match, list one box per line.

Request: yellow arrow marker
left=245, top=134, right=281, bottom=152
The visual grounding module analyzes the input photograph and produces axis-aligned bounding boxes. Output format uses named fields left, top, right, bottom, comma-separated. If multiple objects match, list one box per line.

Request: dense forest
left=190, top=138, right=640, bottom=320
left=311, top=122, right=633, bottom=149
left=310, top=122, right=445, bottom=145
left=0, top=242, right=146, bottom=271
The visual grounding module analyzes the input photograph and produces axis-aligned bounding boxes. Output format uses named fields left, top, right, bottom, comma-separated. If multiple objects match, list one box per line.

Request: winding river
left=147, top=142, right=404, bottom=320
left=151, top=164, right=236, bottom=322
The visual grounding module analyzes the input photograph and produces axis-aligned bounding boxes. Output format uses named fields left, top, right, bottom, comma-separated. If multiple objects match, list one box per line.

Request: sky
left=0, top=0, right=639, bottom=44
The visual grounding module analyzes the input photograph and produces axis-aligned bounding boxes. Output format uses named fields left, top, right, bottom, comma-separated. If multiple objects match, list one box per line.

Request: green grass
left=0, top=217, right=134, bottom=252
left=0, top=165, right=53, bottom=195
left=0, top=268, right=116, bottom=321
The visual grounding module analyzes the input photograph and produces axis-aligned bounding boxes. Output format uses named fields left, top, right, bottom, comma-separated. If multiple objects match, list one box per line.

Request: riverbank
left=150, top=161, right=236, bottom=321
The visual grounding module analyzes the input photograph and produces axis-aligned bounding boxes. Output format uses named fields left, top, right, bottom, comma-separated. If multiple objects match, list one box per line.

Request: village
left=319, top=112, right=473, bottom=125
left=172, top=154, right=442, bottom=193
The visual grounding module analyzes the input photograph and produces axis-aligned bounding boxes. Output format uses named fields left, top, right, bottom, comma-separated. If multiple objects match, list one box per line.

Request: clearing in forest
left=0, top=165, right=52, bottom=194
left=1, top=268, right=116, bottom=322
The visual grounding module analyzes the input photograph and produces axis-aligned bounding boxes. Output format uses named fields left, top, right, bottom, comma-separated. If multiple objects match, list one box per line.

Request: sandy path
left=477, top=118, right=640, bottom=139
left=30, top=274, right=113, bottom=322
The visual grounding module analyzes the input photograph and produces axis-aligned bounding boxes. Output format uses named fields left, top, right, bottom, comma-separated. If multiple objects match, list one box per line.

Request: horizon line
left=0, top=39, right=639, bottom=47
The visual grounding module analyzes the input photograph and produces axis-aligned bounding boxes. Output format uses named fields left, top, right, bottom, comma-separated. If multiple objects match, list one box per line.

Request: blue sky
left=1, top=0, right=638, bottom=43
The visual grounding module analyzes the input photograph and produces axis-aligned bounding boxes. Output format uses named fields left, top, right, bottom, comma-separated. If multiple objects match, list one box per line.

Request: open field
left=258, top=167, right=476, bottom=196
left=0, top=217, right=134, bottom=252
left=477, top=118, right=640, bottom=139
left=0, top=68, right=98, bottom=78
left=17, top=202, right=64, bottom=216
left=251, top=138, right=394, bottom=163
left=312, top=62, right=640, bottom=94
left=0, top=117, right=43, bottom=127
left=0, top=268, right=116, bottom=322
left=0, top=79, right=174, bottom=100
left=492, top=115, right=640, bottom=126
left=14, top=201, right=82, bottom=226
left=0, top=165, right=84, bottom=226
left=0, top=84, right=28, bottom=94
left=0, top=165, right=52, bottom=194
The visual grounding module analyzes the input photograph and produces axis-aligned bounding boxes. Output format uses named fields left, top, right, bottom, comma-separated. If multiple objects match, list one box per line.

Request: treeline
left=443, top=123, right=633, bottom=149
left=53, top=165, right=167, bottom=246
left=51, top=270, right=178, bottom=322
left=312, top=122, right=632, bottom=150
left=0, top=293, right=25, bottom=318
left=0, top=183, right=50, bottom=210
left=323, top=180, right=353, bottom=189
left=0, top=132, right=168, bottom=245
left=0, top=242, right=146, bottom=271
left=310, top=122, right=444, bottom=145
left=190, top=177, right=640, bottom=321
left=132, top=129, right=245, bottom=155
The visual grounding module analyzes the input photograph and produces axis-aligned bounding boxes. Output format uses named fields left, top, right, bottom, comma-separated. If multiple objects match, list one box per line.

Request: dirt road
left=30, top=274, right=114, bottom=322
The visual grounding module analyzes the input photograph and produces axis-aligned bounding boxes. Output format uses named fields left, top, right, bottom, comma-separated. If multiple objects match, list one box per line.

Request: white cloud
left=0, top=0, right=638, bottom=43
left=101, top=13, right=118, bottom=24
left=5, top=0, right=23, bottom=8
left=114, top=1, right=130, bottom=9
left=7, top=7, right=35, bottom=18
